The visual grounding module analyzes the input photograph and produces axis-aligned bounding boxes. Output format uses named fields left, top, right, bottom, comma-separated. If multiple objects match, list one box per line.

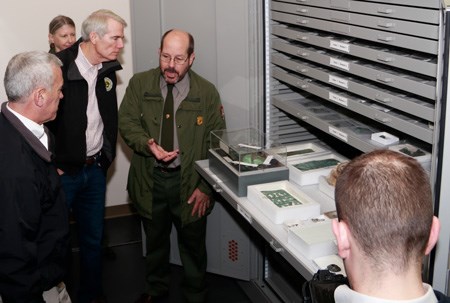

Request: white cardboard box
left=318, top=175, right=335, bottom=199
left=247, top=181, right=320, bottom=224
left=284, top=142, right=329, bottom=164
left=287, top=217, right=337, bottom=259
left=388, top=143, right=431, bottom=172
left=371, top=132, right=399, bottom=145
left=289, top=153, right=347, bottom=186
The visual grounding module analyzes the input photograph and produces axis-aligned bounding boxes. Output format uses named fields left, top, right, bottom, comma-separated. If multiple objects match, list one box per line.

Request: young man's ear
left=332, top=219, right=351, bottom=260
left=425, top=216, right=440, bottom=255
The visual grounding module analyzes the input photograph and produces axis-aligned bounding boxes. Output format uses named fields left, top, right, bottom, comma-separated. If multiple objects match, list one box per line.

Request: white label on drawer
left=237, top=204, right=252, bottom=224
left=329, top=92, right=348, bottom=107
left=329, top=75, right=348, bottom=89
left=330, top=40, right=350, bottom=53
left=330, top=58, right=349, bottom=71
left=329, top=126, right=348, bottom=142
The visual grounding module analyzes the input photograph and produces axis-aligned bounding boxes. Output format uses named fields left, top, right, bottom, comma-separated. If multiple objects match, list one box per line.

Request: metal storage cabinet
left=265, top=0, right=450, bottom=298
left=268, top=0, right=442, bottom=164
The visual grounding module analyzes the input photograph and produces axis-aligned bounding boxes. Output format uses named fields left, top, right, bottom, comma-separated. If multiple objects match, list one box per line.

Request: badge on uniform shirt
left=104, top=77, right=113, bottom=92
left=197, top=116, right=203, bottom=126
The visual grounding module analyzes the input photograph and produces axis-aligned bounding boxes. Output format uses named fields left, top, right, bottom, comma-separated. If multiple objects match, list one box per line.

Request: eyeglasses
left=160, top=53, right=189, bottom=65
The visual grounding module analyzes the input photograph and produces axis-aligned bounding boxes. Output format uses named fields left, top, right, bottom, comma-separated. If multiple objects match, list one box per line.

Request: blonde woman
left=48, top=15, right=76, bottom=53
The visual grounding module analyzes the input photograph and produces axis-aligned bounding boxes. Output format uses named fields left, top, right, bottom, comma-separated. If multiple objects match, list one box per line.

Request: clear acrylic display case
left=208, top=128, right=289, bottom=196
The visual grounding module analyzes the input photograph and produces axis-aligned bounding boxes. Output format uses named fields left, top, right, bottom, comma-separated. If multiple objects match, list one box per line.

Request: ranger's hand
left=188, top=188, right=211, bottom=218
left=147, top=138, right=179, bottom=162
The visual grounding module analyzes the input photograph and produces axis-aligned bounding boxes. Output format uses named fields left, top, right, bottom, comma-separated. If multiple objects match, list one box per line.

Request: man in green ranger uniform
left=119, top=29, right=226, bottom=303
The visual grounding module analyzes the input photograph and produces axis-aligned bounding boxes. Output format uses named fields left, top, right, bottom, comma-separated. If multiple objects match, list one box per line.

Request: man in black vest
left=46, top=9, right=127, bottom=303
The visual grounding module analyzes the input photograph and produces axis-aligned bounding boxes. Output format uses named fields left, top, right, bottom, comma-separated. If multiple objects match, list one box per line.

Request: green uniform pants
left=141, top=168, right=207, bottom=303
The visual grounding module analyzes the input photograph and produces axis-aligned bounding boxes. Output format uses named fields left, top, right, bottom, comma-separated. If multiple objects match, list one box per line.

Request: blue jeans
left=60, top=162, right=106, bottom=303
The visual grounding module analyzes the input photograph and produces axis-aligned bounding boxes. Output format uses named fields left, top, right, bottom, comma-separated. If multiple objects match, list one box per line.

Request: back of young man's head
left=334, top=149, right=433, bottom=273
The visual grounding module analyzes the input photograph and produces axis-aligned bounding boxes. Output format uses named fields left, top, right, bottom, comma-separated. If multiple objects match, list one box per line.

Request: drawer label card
left=329, top=126, right=348, bottom=142
left=329, top=75, right=348, bottom=89
left=329, top=92, right=348, bottom=106
left=237, top=204, right=253, bottom=224
left=330, top=58, right=349, bottom=71
left=330, top=40, right=350, bottom=53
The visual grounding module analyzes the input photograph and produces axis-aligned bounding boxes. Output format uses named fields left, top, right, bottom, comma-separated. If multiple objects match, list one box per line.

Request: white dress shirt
left=75, top=44, right=104, bottom=157
left=335, top=284, right=438, bottom=303
left=6, top=103, right=48, bottom=150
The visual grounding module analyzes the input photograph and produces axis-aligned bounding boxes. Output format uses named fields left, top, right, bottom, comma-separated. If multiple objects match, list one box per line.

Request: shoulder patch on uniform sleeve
left=220, top=105, right=225, bottom=120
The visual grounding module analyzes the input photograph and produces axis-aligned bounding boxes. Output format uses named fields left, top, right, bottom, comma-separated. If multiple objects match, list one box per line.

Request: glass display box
left=208, top=128, right=289, bottom=197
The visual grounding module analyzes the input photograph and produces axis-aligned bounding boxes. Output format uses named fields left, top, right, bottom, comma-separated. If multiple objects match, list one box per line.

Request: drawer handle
left=377, top=35, right=395, bottom=42
left=297, top=51, right=309, bottom=57
left=270, top=240, right=284, bottom=253
left=296, top=67, right=308, bottom=73
left=377, top=8, right=394, bottom=14
left=375, top=94, right=392, bottom=103
left=212, top=183, right=223, bottom=193
left=297, top=19, right=309, bottom=24
left=374, top=116, right=392, bottom=123
left=376, top=76, right=394, bottom=83
left=297, top=8, right=308, bottom=14
left=377, top=56, right=394, bottom=63
left=297, top=81, right=309, bottom=89
left=378, top=22, right=395, bottom=28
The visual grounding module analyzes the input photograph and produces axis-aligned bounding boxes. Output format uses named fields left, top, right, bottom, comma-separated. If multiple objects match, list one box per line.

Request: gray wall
left=130, top=0, right=264, bottom=131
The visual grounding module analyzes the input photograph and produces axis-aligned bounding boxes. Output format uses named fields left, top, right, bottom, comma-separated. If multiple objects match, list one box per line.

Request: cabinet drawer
left=272, top=38, right=436, bottom=100
left=272, top=92, right=385, bottom=152
left=272, top=2, right=439, bottom=39
left=271, top=25, right=437, bottom=77
left=272, top=68, right=433, bottom=143
left=272, top=11, right=439, bottom=54
left=274, top=0, right=440, bottom=24
left=272, top=92, right=431, bottom=152
left=345, top=0, right=441, bottom=9
left=271, top=53, right=435, bottom=121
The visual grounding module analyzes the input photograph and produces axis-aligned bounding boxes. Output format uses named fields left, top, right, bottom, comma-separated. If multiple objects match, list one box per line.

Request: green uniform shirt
left=118, top=68, right=226, bottom=225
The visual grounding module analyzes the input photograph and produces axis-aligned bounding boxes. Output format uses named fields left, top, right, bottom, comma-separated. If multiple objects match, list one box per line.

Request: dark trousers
left=141, top=168, right=207, bottom=303
left=60, top=162, right=106, bottom=303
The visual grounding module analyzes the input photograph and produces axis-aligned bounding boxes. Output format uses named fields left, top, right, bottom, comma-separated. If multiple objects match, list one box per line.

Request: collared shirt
left=75, top=44, right=104, bottom=157
left=6, top=103, right=48, bottom=150
left=335, top=284, right=438, bottom=303
left=159, top=73, right=190, bottom=167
